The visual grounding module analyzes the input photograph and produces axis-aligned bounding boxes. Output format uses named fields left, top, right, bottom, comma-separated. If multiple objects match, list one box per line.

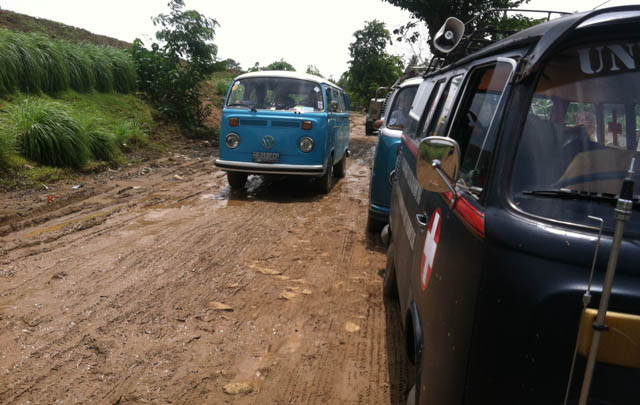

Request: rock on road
left=0, top=114, right=410, bottom=404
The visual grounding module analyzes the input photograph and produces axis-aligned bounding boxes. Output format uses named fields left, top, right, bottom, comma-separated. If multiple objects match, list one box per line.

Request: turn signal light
left=229, top=117, right=239, bottom=127
left=302, top=121, right=312, bottom=130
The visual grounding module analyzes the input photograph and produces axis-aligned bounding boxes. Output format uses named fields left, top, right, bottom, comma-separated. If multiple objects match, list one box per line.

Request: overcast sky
left=0, top=0, right=636, bottom=79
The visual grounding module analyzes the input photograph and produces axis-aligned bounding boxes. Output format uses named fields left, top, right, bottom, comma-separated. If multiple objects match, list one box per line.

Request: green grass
left=0, top=28, right=136, bottom=96
left=0, top=91, right=154, bottom=170
left=3, top=98, right=89, bottom=167
left=0, top=118, right=15, bottom=167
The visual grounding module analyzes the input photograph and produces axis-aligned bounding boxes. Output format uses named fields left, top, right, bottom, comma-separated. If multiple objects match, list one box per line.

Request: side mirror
left=374, top=119, right=383, bottom=129
left=416, top=136, right=460, bottom=195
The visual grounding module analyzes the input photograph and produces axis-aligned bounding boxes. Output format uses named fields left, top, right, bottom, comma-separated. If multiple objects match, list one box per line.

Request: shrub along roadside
left=0, top=28, right=136, bottom=96
left=0, top=92, right=153, bottom=170
left=3, top=98, right=89, bottom=168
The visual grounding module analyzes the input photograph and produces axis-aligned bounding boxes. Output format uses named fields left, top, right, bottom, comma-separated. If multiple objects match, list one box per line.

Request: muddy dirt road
left=0, top=114, right=410, bottom=404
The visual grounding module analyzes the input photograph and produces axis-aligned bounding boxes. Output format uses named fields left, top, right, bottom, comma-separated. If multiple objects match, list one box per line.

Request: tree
left=384, top=0, right=533, bottom=53
left=219, top=58, right=242, bottom=72
left=264, top=59, right=296, bottom=71
left=306, top=65, right=323, bottom=77
left=346, top=20, right=404, bottom=109
left=248, top=62, right=261, bottom=72
left=132, top=0, right=222, bottom=128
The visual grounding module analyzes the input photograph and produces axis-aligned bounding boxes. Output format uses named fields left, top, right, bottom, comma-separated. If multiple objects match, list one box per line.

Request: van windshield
left=511, top=40, right=640, bottom=234
left=226, top=77, right=325, bottom=112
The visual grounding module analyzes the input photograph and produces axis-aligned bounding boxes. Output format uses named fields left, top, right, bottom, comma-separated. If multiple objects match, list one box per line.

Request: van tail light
left=302, top=121, right=312, bottom=130
left=229, top=117, right=239, bottom=127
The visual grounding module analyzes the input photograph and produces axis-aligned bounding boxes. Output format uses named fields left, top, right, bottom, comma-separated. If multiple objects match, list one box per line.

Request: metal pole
left=578, top=158, right=635, bottom=404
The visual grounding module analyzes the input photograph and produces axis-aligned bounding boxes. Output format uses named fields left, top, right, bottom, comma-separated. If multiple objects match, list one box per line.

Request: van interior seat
left=512, top=113, right=560, bottom=192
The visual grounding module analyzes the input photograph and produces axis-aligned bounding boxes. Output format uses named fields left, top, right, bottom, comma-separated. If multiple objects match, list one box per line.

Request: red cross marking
left=608, top=110, right=622, bottom=145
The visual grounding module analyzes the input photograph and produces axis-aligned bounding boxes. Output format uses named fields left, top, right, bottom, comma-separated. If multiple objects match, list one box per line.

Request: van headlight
left=299, top=137, right=314, bottom=153
left=225, top=133, right=240, bottom=149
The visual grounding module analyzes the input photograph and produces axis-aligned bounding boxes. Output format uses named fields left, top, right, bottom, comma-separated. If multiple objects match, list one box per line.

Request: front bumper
left=215, top=159, right=324, bottom=176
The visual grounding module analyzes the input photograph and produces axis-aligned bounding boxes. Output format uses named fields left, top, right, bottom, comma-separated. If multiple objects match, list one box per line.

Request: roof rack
left=423, top=8, right=571, bottom=75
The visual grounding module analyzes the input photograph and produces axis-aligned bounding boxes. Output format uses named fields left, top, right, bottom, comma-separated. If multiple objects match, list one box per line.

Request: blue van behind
left=215, top=71, right=350, bottom=194
left=368, top=76, right=422, bottom=233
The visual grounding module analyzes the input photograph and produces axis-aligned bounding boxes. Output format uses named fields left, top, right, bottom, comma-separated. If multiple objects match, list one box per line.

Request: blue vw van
left=215, top=71, right=350, bottom=193
left=384, top=6, right=640, bottom=404
left=368, top=76, right=422, bottom=234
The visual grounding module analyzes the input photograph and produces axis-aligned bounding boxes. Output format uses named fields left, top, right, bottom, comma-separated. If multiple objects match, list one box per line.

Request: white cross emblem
left=421, top=209, right=441, bottom=291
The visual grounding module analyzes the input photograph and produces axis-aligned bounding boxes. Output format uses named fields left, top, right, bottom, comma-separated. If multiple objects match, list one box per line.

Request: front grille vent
left=239, top=119, right=267, bottom=126
left=271, top=121, right=300, bottom=128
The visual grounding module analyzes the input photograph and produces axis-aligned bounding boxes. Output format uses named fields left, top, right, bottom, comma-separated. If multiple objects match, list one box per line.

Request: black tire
left=333, top=154, right=346, bottom=179
left=366, top=213, right=386, bottom=235
left=227, top=172, right=247, bottom=190
left=383, top=241, right=398, bottom=298
left=406, top=384, right=416, bottom=405
left=318, top=157, right=333, bottom=194
left=366, top=120, right=375, bottom=135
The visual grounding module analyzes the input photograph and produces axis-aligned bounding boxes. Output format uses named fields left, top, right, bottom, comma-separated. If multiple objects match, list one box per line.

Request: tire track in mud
left=0, top=115, right=410, bottom=404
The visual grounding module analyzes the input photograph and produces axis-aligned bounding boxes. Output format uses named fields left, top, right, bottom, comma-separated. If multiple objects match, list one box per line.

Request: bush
left=215, top=77, right=232, bottom=96
left=113, top=120, right=148, bottom=151
left=132, top=0, right=221, bottom=127
left=3, top=98, right=89, bottom=167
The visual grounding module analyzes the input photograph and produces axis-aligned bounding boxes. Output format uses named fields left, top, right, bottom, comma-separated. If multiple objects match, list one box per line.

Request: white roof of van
left=399, top=76, right=424, bottom=88
left=233, top=71, right=344, bottom=91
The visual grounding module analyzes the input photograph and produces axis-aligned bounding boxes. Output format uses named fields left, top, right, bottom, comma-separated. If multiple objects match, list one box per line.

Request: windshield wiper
left=227, top=103, right=257, bottom=112
left=522, top=188, right=640, bottom=210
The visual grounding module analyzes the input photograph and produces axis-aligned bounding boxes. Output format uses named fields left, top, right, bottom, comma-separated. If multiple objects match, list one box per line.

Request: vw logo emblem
left=262, top=135, right=275, bottom=149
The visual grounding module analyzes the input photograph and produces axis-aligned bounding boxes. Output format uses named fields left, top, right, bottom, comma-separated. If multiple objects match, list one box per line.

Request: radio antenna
left=593, top=0, right=612, bottom=10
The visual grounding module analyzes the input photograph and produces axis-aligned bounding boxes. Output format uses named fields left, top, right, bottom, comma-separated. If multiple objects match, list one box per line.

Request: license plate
left=252, top=152, right=280, bottom=163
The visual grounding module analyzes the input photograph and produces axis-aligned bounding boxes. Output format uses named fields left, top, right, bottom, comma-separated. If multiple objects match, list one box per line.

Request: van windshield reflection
left=226, top=77, right=325, bottom=112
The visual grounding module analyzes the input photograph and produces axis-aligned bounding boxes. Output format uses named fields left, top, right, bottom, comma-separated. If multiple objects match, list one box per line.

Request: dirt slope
left=0, top=9, right=131, bottom=48
left=0, top=114, right=410, bottom=404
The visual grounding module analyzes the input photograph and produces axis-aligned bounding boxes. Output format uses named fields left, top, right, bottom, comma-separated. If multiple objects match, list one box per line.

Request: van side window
left=338, top=90, right=347, bottom=112
left=423, top=75, right=463, bottom=138
left=329, top=88, right=340, bottom=112
left=449, top=62, right=513, bottom=194
left=387, top=86, right=418, bottom=130
left=410, top=80, right=443, bottom=140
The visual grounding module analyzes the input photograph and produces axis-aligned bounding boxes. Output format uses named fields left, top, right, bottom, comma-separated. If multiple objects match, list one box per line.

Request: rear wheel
left=366, top=121, right=374, bottom=135
left=227, top=172, right=247, bottom=190
left=366, top=213, right=386, bottom=235
left=318, top=157, right=333, bottom=194
left=383, top=241, right=398, bottom=298
left=406, top=384, right=416, bottom=405
left=333, top=154, right=347, bottom=179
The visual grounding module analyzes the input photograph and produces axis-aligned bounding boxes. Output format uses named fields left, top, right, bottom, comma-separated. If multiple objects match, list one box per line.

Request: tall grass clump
left=59, top=40, right=95, bottom=92
left=0, top=29, right=136, bottom=96
left=0, top=31, right=21, bottom=95
left=11, top=33, right=47, bottom=93
left=34, top=34, right=70, bottom=93
left=3, top=99, right=89, bottom=167
left=83, top=44, right=114, bottom=93
left=75, top=116, right=120, bottom=162
left=0, top=126, right=16, bottom=167
left=104, top=47, right=137, bottom=93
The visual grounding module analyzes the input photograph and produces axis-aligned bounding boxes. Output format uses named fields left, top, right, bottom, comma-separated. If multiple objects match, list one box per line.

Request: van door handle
left=415, top=213, right=429, bottom=227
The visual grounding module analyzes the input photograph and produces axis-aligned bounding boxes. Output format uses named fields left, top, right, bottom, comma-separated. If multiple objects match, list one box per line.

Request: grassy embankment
left=0, top=27, right=156, bottom=189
